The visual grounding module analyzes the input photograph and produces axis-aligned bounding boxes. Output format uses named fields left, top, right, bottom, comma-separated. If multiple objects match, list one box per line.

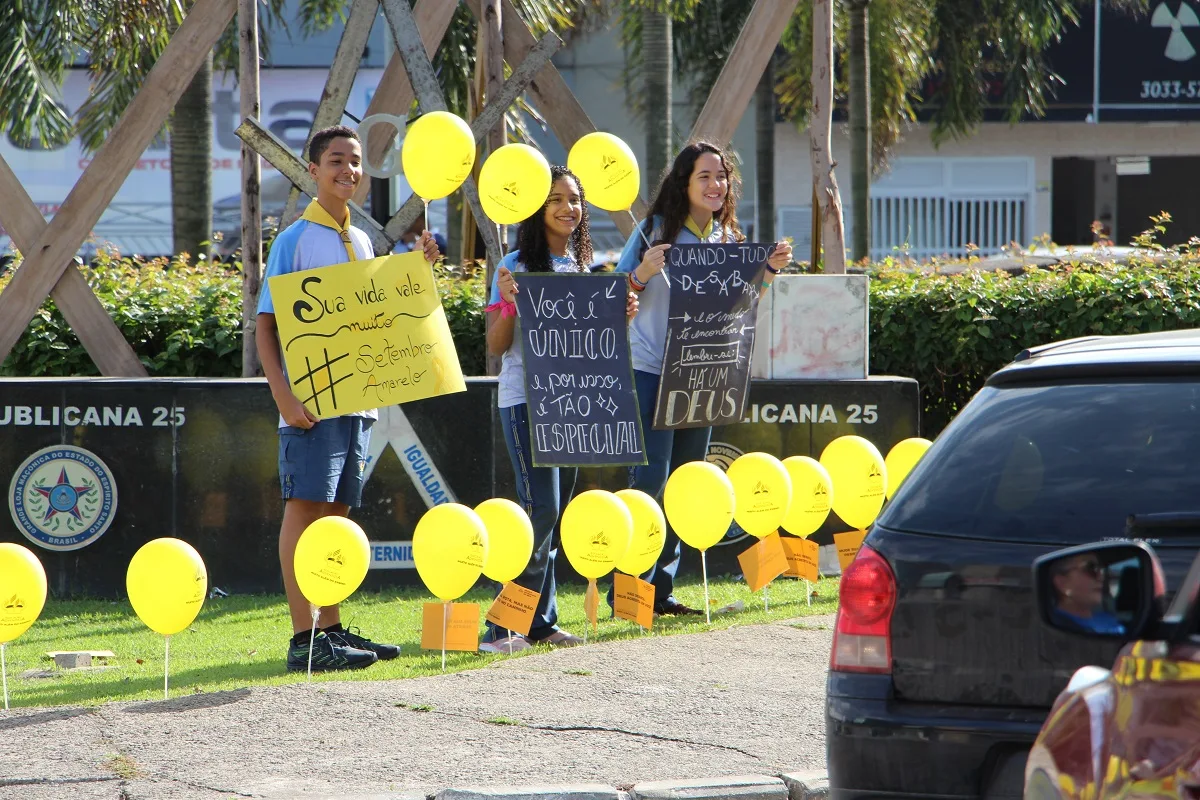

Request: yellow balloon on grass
left=479, top=143, right=553, bottom=224
left=413, top=503, right=488, bottom=601
left=294, top=517, right=370, bottom=608
left=727, top=452, right=793, bottom=538
left=614, top=489, right=667, bottom=576
left=820, top=436, right=887, bottom=530
left=885, top=438, right=933, bottom=498
left=475, top=498, right=534, bottom=583
left=781, top=456, right=833, bottom=537
left=663, top=461, right=735, bottom=551
left=567, top=132, right=641, bottom=212
left=0, top=543, right=47, bottom=643
left=126, top=538, right=207, bottom=636
left=401, top=111, right=476, bottom=200
left=561, top=491, right=633, bottom=579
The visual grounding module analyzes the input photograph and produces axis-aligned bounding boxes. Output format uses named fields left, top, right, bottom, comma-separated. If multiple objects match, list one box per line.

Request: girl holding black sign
left=615, top=141, right=793, bottom=615
left=483, top=165, right=640, bottom=652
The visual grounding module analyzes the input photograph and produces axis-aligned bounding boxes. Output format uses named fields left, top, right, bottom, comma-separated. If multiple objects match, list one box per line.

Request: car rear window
left=878, top=379, right=1200, bottom=545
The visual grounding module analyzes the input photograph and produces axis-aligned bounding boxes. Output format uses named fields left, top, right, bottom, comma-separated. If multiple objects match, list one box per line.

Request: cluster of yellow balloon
left=561, top=490, right=633, bottom=638
left=401, top=111, right=477, bottom=209
left=478, top=144, right=553, bottom=225
left=0, top=543, right=47, bottom=710
left=126, top=537, right=208, bottom=698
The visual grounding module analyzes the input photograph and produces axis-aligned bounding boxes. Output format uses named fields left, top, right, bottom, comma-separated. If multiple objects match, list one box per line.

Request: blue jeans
left=626, top=369, right=712, bottom=607
left=487, top=403, right=578, bottom=641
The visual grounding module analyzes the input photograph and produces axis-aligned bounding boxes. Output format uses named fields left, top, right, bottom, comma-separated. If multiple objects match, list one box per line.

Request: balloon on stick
left=475, top=499, right=534, bottom=584
left=126, top=538, right=207, bottom=699
left=614, top=489, right=666, bottom=577
left=478, top=144, right=553, bottom=225
left=663, top=461, right=736, bottom=623
left=293, top=516, right=371, bottom=679
left=727, top=452, right=792, bottom=538
left=401, top=111, right=476, bottom=222
left=561, top=490, right=633, bottom=641
left=567, top=132, right=653, bottom=252
left=884, top=438, right=933, bottom=499
left=820, top=436, right=887, bottom=530
left=780, top=456, right=833, bottom=537
left=413, top=504, right=489, bottom=670
left=0, top=543, right=47, bottom=710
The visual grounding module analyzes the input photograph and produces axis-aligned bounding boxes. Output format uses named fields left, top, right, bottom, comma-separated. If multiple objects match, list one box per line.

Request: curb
left=426, top=773, right=828, bottom=800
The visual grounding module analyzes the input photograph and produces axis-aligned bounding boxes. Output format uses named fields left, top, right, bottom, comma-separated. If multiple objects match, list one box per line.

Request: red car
left=1025, top=535, right=1200, bottom=799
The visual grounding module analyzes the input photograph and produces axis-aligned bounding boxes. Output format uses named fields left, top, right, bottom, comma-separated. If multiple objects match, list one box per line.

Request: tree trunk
left=848, top=0, right=871, bottom=263
left=810, top=0, right=846, bottom=274
left=481, top=0, right=504, bottom=377
left=643, top=8, right=672, bottom=193
left=170, top=50, right=213, bottom=262
left=755, top=52, right=775, bottom=244
left=239, top=0, right=262, bottom=377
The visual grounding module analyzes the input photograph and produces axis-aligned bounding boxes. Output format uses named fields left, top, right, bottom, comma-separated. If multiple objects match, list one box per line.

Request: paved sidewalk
left=0, top=616, right=833, bottom=800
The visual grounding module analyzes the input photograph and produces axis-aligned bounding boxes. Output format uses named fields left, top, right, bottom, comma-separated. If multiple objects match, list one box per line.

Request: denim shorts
left=278, top=416, right=373, bottom=507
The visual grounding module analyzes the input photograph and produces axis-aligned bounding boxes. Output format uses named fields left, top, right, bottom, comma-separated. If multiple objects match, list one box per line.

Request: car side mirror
left=1033, top=541, right=1164, bottom=640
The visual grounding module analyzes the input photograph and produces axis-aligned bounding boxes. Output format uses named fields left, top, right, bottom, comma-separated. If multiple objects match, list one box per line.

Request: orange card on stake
left=834, top=530, right=869, bottom=571
left=421, top=602, right=480, bottom=652
left=738, top=532, right=788, bottom=592
left=613, top=572, right=655, bottom=629
left=485, top=582, right=540, bottom=636
left=781, top=536, right=819, bottom=582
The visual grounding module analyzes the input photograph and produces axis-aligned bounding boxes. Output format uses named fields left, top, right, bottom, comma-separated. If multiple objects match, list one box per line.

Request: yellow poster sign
left=268, top=251, right=466, bottom=417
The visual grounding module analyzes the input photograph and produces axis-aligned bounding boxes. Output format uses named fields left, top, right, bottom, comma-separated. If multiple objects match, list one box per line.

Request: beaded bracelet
left=628, top=272, right=647, bottom=292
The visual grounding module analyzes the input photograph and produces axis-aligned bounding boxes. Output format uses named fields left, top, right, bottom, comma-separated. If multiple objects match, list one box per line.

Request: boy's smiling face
left=308, top=136, right=362, bottom=207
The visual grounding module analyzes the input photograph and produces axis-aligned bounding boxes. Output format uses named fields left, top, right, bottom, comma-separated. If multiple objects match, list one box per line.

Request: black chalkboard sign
left=653, top=242, right=770, bottom=429
left=515, top=272, right=646, bottom=467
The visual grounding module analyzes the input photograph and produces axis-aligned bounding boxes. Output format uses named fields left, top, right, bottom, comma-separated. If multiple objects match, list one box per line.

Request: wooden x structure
left=0, top=0, right=237, bottom=376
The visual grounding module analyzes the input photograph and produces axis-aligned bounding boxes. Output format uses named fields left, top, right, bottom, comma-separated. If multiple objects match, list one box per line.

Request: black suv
left=826, top=330, right=1200, bottom=799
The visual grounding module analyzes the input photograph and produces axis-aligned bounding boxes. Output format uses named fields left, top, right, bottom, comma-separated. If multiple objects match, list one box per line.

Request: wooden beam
left=240, top=0, right=264, bottom=376
left=687, top=0, right=801, bottom=145
left=0, top=154, right=147, bottom=376
left=351, top=0, right=458, bottom=208
left=235, top=118, right=393, bottom=256
left=283, top=0, right=379, bottom=225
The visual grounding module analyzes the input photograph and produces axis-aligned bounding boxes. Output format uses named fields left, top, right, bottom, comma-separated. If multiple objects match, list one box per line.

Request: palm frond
left=0, top=0, right=88, bottom=147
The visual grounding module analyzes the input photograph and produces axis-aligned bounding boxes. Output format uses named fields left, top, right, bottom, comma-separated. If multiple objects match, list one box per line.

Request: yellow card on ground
left=737, top=532, right=788, bottom=593
left=613, top=572, right=654, bottom=629
left=485, top=582, right=540, bottom=636
left=834, top=530, right=869, bottom=571
left=781, top=536, right=819, bottom=582
left=268, top=251, right=466, bottom=418
left=421, top=602, right=480, bottom=651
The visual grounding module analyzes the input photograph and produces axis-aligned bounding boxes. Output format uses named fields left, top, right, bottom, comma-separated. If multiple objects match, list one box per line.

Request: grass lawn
left=1, top=575, right=840, bottom=709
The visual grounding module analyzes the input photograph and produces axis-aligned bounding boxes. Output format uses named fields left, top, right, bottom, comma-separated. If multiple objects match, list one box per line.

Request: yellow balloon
left=479, top=143, right=553, bottom=225
left=885, top=438, right=933, bottom=499
left=0, top=543, right=47, bottom=644
left=820, top=436, right=887, bottom=530
left=413, top=503, right=488, bottom=601
left=475, top=498, right=534, bottom=584
left=566, top=132, right=641, bottom=212
left=126, top=538, right=207, bottom=636
left=663, top=461, right=735, bottom=551
left=561, top=490, right=633, bottom=580
left=781, top=456, right=833, bottom=537
left=294, top=517, right=371, bottom=608
left=728, top=452, right=793, bottom=538
left=401, top=111, right=476, bottom=200
left=614, top=489, right=666, bottom=576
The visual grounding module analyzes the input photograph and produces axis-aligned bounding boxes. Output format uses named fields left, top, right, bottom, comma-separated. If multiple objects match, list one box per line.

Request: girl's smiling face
left=543, top=175, right=583, bottom=240
left=686, top=151, right=729, bottom=221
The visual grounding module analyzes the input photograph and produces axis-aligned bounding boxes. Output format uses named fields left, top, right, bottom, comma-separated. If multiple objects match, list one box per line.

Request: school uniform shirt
left=490, top=249, right=582, bottom=409
left=615, top=215, right=733, bottom=375
left=257, top=199, right=377, bottom=425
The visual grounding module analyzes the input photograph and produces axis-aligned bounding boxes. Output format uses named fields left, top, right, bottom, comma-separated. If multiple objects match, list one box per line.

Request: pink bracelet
left=486, top=299, right=517, bottom=318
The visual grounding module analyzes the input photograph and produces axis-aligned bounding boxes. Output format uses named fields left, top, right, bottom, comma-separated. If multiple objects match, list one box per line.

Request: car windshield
left=879, top=379, right=1200, bottom=545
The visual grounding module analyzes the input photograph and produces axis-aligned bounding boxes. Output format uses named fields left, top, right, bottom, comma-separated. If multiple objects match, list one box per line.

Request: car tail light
left=831, top=544, right=896, bottom=674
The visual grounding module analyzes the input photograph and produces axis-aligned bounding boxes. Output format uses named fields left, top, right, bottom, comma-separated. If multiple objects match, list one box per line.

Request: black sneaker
left=326, top=626, right=401, bottom=660
left=286, top=632, right=378, bottom=672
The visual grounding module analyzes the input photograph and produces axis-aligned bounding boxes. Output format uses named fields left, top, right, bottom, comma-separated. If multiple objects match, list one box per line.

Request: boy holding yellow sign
left=256, top=126, right=440, bottom=672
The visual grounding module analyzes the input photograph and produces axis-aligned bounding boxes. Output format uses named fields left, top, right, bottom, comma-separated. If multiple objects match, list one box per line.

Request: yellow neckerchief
left=685, top=215, right=714, bottom=240
left=300, top=199, right=357, bottom=262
